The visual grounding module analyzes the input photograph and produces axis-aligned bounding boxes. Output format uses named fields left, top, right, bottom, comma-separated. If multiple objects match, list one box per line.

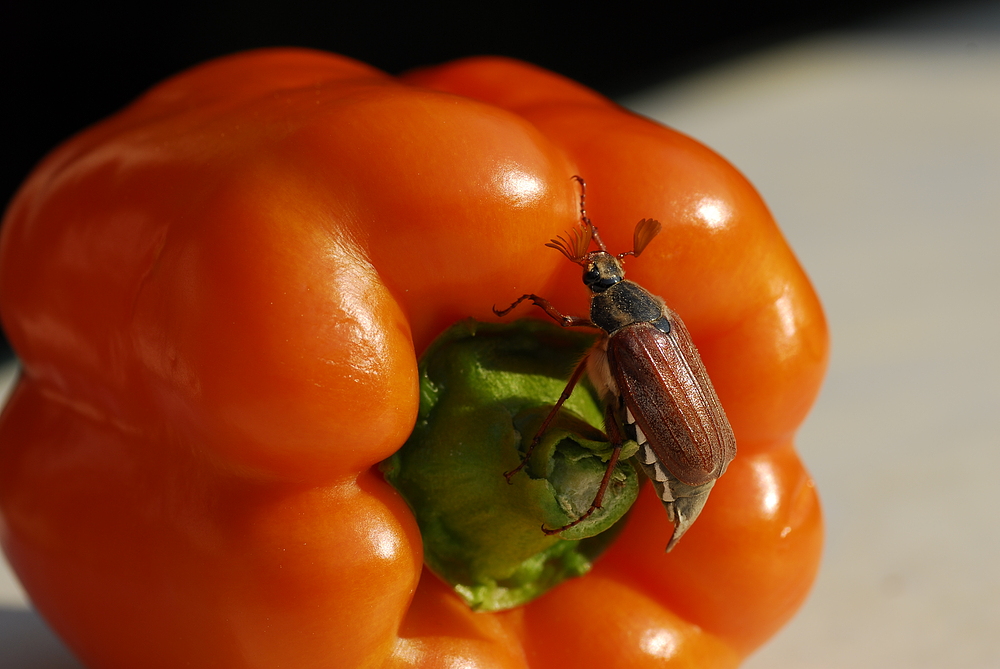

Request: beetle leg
left=493, top=294, right=594, bottom=328
left=542, top=401, right=624, bottom=535
left=504, top=354, right=591, bottom=483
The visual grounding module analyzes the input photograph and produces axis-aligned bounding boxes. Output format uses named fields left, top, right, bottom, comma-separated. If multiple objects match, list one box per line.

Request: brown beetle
left=495, top=177, right=736, bottom=551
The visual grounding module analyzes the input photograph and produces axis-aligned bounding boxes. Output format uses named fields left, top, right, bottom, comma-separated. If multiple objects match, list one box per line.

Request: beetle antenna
left=545, top=223, right=592, bottom=263
left=619, top=218, right=662, bottom=259
left=571, top=175, right=609, bottom=253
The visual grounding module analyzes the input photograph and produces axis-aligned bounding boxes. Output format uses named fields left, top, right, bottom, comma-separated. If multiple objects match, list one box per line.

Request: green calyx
left=381, top=319, right=638, bottom=612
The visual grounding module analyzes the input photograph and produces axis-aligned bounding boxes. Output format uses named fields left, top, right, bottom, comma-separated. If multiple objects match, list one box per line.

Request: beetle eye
left=583, top=266, right=600, bottom=285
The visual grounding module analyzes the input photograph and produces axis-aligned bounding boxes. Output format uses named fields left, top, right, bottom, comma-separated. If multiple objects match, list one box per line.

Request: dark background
left=0, top=0, right=942, bottom=359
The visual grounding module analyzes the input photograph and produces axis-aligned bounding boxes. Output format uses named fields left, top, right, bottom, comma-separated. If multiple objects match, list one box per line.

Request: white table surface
left=2, top=4, right=999, bottom=666
left=623, top=4, right=1000, bottom=668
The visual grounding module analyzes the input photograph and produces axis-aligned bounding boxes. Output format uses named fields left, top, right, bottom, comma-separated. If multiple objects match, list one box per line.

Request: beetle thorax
left=590, top=281, right=663, bottom=334
left=582, top=252, right=624, bottom=293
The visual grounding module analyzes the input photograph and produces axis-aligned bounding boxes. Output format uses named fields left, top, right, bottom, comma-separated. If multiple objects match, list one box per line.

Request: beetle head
left=545, top=217, right=662, bottom=294
left=545, top=177, right=663, bottom=292
left=581, top=252, right=624, bottom=293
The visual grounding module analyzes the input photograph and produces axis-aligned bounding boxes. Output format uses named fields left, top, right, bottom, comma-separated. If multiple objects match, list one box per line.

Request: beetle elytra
left=495, top=176, right=736, bottom=551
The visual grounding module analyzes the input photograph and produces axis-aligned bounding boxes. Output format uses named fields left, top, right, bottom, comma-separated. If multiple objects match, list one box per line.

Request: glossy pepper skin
left=0, top=49, right=827, bottom=668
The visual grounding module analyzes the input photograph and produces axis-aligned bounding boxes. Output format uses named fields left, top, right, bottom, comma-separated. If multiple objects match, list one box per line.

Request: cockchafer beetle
left=495, top=176, right=736, bottom=551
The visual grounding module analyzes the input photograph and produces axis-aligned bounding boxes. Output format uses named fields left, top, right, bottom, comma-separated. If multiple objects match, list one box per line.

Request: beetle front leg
left=542, top=401, right=625, bottom=535
left=493, top=294, right=594, bottom=328
left=504, top=354, right=591, bottom=483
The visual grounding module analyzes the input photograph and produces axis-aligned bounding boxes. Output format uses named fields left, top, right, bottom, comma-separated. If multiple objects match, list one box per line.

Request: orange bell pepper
left=0, top=49, right=827, bottom=668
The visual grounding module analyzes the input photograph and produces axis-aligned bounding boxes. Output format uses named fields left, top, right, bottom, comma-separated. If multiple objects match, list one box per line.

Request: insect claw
left=541, top=500, right=604, bottom=535
left=542, top=522, right=569, bottom=536
left=503, top=461, right=526, bottom=483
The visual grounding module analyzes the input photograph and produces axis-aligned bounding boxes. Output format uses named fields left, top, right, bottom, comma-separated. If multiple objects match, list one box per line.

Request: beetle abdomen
left=607, top=315, right=735, bottom=487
